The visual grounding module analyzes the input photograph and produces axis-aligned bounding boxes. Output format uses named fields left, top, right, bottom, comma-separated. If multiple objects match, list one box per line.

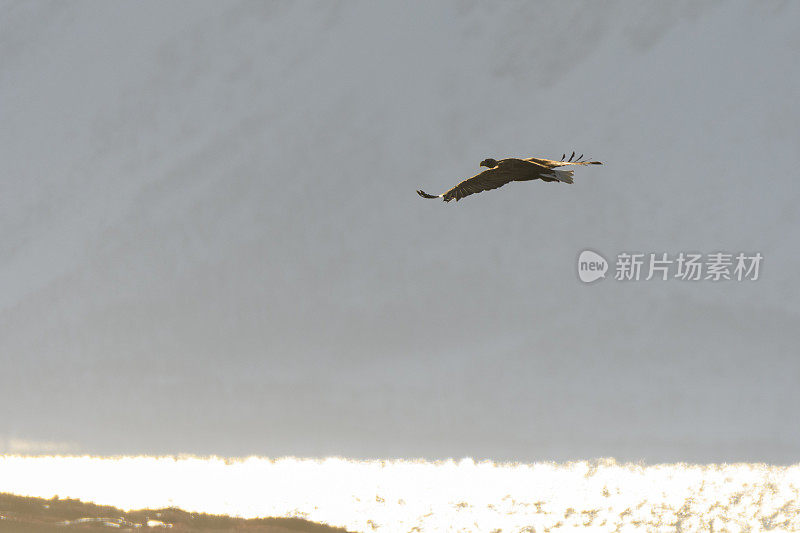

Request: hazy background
left=2, top=0, right=798, bottom=463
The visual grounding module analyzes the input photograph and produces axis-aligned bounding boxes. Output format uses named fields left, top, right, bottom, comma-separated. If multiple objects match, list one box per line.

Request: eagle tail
left=416, top=189, right=441, bottom=199
left=552, top=169, right=574, bottom=184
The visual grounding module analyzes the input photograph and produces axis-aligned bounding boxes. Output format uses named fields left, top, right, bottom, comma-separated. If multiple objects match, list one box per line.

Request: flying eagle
left=416, top=152, right=602, bottom=202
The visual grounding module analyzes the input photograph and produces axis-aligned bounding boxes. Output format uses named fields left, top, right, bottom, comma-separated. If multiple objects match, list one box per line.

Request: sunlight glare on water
left=1, top=455, right=799, bottom=532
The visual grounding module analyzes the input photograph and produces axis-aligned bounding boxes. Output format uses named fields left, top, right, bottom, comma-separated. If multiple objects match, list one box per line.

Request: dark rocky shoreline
left=0, top=493, right=353, bottom=532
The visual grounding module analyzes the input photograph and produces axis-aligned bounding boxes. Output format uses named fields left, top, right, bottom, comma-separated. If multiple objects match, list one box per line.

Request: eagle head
left=480, top=158, right=498, bottom=168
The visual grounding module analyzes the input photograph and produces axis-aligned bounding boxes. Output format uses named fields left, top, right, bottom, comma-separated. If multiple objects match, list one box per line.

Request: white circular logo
left=578, top=250, right=608, bottom=283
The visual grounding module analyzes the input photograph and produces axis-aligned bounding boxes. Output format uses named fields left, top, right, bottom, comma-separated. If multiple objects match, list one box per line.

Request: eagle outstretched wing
left=417, top=167, right=516, bottom=203
left=525, top=151, right=602, bottom=168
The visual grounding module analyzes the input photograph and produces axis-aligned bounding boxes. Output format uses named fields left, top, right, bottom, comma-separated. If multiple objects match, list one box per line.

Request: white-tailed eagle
left=417, top=152, right=602, bottom=202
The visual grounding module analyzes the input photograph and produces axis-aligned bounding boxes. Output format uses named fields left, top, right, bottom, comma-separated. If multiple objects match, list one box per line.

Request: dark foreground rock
left=0, top=493, right=354, bottom=532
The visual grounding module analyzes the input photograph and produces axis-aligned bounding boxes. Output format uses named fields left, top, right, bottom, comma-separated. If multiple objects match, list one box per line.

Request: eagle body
left=417, top=152, right=602, bottom=202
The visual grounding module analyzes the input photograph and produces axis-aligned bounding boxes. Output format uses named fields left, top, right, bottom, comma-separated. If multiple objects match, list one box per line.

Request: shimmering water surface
left=1, top=456, right=798, bottom=532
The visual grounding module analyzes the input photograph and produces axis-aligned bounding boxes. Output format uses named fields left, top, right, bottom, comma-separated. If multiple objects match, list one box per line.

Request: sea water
left=1, top=455, right=798, bottom=532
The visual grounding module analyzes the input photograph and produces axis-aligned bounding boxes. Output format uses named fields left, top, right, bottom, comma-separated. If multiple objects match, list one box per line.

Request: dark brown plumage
left=417, top=153, right=602, bottom=202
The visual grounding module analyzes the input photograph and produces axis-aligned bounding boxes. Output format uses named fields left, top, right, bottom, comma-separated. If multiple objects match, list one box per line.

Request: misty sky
left=2, top=1, right=799, bottom=463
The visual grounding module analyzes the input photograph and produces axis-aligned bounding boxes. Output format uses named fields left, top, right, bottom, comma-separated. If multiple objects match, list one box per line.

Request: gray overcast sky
left=2, top=1, right=799, bottom=463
